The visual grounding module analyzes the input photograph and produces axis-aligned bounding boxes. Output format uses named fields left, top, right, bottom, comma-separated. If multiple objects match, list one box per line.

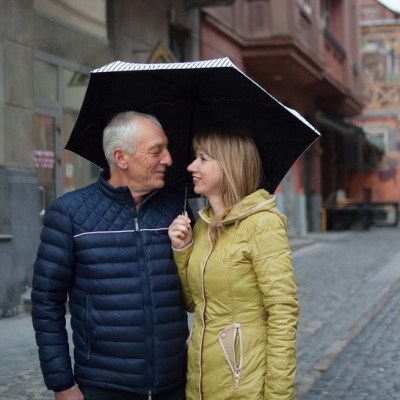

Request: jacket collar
left=96, top=170, right=158, bottom=205
left=198, top=189, right=281, bottom=226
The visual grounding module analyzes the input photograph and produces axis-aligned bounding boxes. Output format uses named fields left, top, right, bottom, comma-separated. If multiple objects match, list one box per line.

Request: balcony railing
left=323, top=28, right=347, bottom=86
left=185, top=0, right=235, bottom=8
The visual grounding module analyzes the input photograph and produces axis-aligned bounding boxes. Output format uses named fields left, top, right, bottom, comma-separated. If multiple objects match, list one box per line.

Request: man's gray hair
left=103, top=111, right=162, bottom=169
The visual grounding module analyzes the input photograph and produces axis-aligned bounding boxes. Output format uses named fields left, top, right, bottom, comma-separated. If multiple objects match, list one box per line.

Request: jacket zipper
left=134, top=214, right=155, bottom=396
left=233, top=324, right=243, bottom=389
left=198, top=231, right=213, bottom=400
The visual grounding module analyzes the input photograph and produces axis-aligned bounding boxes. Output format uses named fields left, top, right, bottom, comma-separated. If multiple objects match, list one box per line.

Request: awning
left=316, top=112, right=384, bottom=151
left=365, top=132, right=385, bottom=151
left=316, top=111, right=384, bottom=170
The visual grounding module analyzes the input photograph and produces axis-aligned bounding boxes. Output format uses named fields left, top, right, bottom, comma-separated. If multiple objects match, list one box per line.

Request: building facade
left=0, top=0, right=389, bottom=317
left=351, top=0, right=400, bottom=203
left=199, top=0, right=383, bottom=233
left=0, top=0, right=209, bottom=317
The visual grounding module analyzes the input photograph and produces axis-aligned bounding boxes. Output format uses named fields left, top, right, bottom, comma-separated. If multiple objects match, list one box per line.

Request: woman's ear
left=113, top=148, right=128, bottom=169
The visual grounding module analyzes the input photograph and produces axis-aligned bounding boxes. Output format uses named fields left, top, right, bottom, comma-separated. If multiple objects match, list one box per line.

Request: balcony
left=201, top=0, right=364, bottom=116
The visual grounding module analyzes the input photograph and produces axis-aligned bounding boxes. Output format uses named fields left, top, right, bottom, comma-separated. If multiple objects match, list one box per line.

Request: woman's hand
left=168, top=213, right=192, bottom=249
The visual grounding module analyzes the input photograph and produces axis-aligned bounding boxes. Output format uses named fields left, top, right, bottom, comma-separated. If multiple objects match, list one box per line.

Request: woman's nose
left=187, top=160, right=196, bottom=172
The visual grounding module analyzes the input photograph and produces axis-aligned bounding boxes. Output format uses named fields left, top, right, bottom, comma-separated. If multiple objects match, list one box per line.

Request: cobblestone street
left=306, top=282, right=400, bottom=399
left=294, top=227, right=400, bottom=399
left=1, top=226, right=400, bottom=399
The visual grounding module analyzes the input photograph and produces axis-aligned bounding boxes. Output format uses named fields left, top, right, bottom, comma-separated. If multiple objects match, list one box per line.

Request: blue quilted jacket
left=31, top=172, right=189, bottom=395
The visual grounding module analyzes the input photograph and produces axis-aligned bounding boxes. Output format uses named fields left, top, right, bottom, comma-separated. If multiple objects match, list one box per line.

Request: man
left=31, top=111, right=189, bottom=400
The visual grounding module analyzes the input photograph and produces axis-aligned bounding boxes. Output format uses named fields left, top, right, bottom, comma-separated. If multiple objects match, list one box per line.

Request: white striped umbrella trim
left=90, top=57, right=321, bottom=136
left=92, top=57, right=235, bottom=73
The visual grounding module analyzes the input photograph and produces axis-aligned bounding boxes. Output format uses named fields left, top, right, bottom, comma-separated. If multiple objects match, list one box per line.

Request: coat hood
left=198, top=189, right=286, bottom=227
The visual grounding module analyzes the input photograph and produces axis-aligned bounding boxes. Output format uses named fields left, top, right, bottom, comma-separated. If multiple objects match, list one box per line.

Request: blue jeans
left=79, top=385, right=185, bottom=400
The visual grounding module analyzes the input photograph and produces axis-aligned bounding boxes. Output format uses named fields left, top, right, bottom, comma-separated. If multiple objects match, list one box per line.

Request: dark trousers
left=79, top=385, right=185, bottom=400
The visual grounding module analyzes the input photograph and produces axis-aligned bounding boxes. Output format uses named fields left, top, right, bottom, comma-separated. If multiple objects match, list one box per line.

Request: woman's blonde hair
left=192, top=129, right=263, bottom=244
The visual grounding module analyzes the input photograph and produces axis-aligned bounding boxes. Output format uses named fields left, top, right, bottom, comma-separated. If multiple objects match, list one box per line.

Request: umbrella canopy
left=66, top=57, right=320, bottom=193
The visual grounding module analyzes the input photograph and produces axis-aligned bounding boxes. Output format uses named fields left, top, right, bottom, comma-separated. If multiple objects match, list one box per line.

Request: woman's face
left=187, top=150, right=222, bottom=199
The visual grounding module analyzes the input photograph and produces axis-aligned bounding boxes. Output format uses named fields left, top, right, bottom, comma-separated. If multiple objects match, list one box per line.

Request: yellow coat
left=173, top=189, right=299, bottom=400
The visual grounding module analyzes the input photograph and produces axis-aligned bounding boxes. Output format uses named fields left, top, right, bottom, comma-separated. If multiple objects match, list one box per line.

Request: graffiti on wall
left=362, top=35, right=400, bottom=109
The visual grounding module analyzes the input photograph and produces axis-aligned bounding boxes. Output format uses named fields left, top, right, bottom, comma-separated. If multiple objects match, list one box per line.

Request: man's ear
left=113, top=148, right=128, bottom=169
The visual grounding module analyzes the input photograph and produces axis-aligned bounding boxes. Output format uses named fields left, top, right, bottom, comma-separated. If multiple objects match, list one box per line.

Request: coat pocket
left=84, top=295, right=95, bottom=359
left=218, top=322, right=243, bottom=388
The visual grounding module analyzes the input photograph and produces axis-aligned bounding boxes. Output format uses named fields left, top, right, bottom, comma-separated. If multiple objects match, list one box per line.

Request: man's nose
left=161, top=149, right=172, bottom=166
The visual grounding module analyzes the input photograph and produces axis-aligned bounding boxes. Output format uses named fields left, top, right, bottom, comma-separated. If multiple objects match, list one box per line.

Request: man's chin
left=154, top=180, right=165, bottom=189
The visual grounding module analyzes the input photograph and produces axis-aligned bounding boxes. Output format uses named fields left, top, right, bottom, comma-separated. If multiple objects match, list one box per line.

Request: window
left=61, top=68, right=97, bottom=193
left=33, top=114, right=56, bottom=215
left=169, top=24, right=190, bottom=62
left=34, top=55, right=97, bottom=217
left=298, top=0, right=313, bottom=17
left=320, top=0, right=330, bottom=31
left=34, top=60, right=58, bottom=102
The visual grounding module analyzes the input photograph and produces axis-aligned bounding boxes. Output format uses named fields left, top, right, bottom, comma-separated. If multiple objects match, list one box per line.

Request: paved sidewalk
left=0, top=314, right=54, bottom=400
left=1, top=227, right=400, bottom=399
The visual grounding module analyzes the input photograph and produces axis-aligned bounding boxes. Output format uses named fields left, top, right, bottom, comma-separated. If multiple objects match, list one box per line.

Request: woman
left=169, top=129, right=299, bottom=400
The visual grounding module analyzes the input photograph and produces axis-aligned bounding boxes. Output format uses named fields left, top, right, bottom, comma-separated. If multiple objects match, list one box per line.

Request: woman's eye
left=197, top=153, right=209, bottom=161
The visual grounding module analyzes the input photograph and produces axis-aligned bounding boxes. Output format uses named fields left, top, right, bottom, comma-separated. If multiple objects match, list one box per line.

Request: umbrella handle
left=183, top=183, right=188, bottom=214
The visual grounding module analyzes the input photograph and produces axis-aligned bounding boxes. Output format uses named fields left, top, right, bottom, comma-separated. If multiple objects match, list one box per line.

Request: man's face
left=125, top=117, right=172, bottom=195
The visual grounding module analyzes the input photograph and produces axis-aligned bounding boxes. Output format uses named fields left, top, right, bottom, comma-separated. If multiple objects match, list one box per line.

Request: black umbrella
left=66, top=57, right=320, bottom=193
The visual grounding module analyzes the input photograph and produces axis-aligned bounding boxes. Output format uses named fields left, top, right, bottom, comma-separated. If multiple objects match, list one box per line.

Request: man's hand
left=54, top=385, right=84, bottom=400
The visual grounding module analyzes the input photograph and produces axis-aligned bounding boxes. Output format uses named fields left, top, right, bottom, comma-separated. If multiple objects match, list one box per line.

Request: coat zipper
left=134, top=217, right=139, bottom=231
left=198, top=230, right=213, bottom=400
left=134, top=214, right=155, bottom=396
